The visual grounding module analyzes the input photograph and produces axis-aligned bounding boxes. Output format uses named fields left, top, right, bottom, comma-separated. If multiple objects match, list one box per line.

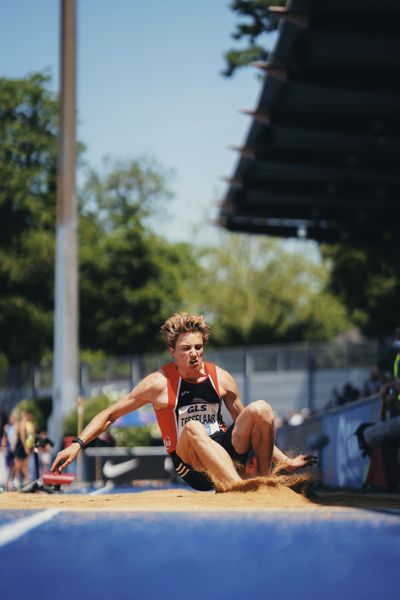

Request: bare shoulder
left=133, top=370, right=167, bottom=397
left=215, top=365, right=239, bottom=394
left=104, top=370, right=168, bottom=418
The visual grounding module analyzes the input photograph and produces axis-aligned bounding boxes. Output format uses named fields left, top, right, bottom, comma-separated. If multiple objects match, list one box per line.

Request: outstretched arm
left=50, top=371, right=165, bottom=473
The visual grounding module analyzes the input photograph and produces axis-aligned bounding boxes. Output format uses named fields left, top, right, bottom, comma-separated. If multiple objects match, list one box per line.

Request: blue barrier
left=321, top=396, right=381, bottom=487
left=277, top=395, right=382, bottom=489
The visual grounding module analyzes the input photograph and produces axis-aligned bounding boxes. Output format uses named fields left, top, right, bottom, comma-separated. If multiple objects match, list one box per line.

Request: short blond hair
left=160, top=312, right=210, bottom=348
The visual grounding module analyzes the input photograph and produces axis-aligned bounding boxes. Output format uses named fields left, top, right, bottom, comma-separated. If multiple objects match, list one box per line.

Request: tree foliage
left=0, top=73, right=201, bottom=363
left=1, top=72, right=374, bottom=369
left=223, top=0, right=286, bottom=76
left=0, top=73, right=57, bottom=364
left=188, top=235, right=350, bottom=347
left=322, top=244, right=400, bottom=337
left=79, top=158, right=201, bottom=355
left=111, top=425, right=156, bottom=448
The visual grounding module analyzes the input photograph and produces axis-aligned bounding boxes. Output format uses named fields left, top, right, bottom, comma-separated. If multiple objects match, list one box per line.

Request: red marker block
left=43, top=472, right=75, bottom=486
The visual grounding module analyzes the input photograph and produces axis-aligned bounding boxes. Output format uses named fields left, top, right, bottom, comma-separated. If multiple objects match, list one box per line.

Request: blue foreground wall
left=276, top=395, right=381, bottom=489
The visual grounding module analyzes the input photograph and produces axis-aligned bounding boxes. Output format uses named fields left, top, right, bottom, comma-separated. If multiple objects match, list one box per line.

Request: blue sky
left=0, top=0, right=278, bottom=245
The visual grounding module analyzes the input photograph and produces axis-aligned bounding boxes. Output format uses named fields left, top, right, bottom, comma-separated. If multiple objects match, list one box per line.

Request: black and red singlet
left=155, top=361, right=226, bottom=454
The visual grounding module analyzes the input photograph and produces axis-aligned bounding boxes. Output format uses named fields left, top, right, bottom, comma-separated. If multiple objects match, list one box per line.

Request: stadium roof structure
left=219, top=0, right=400, bottom=245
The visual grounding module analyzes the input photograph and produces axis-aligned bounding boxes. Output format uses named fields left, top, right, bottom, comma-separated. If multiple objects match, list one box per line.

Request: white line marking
left=0, top=509, right=60, bottom=548
left=0, top=484, right=111, bottom=548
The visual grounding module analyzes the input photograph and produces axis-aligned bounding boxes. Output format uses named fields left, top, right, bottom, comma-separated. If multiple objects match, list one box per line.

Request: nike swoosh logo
left=103, top=458, right=139, bottom=479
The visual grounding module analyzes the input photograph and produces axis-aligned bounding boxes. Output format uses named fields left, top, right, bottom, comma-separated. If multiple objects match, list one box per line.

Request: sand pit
left=1, top=481, right=400, bottom=513
left=0, top=483, right=314, bottom=512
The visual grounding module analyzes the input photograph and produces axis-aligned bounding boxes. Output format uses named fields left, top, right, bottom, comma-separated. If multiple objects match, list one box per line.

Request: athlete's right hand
left=50, top=443, right=80, bottom=474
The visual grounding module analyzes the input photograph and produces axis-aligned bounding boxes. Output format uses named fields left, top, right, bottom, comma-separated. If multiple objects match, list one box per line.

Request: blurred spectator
left=342, top=382, right=361, bottom=403
left=287, top=410, right=304, bottom=426
left=362, top=366, right=385, bottom=398
left=326, top=381, right=361, bottom=409
left=0, top=413, right=18, bottom=489
left=287, top=407, right=312, bottom=427
left=13, top=410, right=36, bottom=488
left=376, top=326, right=400, bottom=383
left=37, top=431, right=53, bottom=475
left=379, top=379, right=400, bottom=421
left=279, top=413, right=289, bottom=428
left=376, top=326, right=400, bottom=420
left=300, top=407, right=312, bottom=421
left=0, top=409, right=7, bottom=437
left=326, top=386, right=341, bottom=409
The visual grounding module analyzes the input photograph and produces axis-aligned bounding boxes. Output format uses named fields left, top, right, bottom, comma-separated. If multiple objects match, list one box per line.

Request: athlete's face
left=169, top=332, right=205, bottom=378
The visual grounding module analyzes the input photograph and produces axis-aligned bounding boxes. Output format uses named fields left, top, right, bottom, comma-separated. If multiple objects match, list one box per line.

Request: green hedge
left=62, top=394, right=156, bottom=447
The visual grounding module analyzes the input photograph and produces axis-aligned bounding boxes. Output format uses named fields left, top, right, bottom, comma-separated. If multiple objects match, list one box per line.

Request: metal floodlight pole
left=48, top=0, right=79, bottom=448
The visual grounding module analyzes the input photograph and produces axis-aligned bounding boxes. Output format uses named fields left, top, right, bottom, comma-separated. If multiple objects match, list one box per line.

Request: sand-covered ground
left=0, top=485, right=311, bottom=512
left=1, top=482, right=400, bottom=513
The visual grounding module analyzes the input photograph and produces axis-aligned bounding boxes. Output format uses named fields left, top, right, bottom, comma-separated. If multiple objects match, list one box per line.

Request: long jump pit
left=1, top=476, right=400, bottom=514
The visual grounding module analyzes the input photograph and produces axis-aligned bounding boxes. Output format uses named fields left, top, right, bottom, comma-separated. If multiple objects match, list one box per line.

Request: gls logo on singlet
left=187, top=403, right=207, bottom=413
left=178, top=401, right=220, bottom=436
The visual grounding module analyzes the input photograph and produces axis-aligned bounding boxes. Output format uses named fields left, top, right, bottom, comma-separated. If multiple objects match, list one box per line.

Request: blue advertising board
left=320, top=396, right=381, bottom=488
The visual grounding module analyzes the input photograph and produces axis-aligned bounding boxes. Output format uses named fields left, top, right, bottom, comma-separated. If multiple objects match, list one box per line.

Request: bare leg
left=176, top=421, right=242, bottom=489
left=231, top=400, right=275, bottom=476
left=13, top=458, right=23, bottom=488
left=22, top=457, right=29, bottom=484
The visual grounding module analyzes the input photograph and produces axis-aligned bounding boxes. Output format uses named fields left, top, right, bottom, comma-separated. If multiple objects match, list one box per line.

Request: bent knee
left=181, top=419, right=207, bottom=439
left=247, top=400, right=274, bottom=425
left=177, top=420, right=209, bottom=466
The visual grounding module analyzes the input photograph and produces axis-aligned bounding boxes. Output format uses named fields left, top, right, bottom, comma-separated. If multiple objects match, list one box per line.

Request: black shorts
left=171, top=423, right=250, bottom=491
left=15, top=442, right=28, bottom=460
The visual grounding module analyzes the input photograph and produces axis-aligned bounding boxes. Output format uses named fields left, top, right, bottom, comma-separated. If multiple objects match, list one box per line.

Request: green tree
left=223, top=0, right=285, bottom=76
left=0, top=73, right=204, bottom=364
left=190, top=235, right=350, bottom=346
left=79, top=158, right=202, bottom=355
left=0, top=73, right=57, bottom=364
left=322, top=244, right=400, bottom=337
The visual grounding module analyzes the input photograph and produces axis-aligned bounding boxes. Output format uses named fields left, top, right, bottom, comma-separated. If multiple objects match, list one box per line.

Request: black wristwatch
left=72, top=437, right=85, bottom=449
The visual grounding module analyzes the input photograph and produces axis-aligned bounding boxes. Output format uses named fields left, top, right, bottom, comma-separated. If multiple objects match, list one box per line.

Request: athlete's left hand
left=285, top=454, right=318, bottom=471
